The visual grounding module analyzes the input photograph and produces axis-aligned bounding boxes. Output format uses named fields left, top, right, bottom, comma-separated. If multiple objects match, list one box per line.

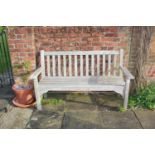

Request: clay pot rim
left=12, top=84, right=33, bottom=92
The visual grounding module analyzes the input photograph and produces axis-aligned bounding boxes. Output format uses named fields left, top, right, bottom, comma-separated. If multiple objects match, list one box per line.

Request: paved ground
left=0, top=88, right=155, bottom=129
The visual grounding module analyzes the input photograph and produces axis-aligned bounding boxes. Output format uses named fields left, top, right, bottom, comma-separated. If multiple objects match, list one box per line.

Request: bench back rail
left=41, top=50, right=124, bottom=78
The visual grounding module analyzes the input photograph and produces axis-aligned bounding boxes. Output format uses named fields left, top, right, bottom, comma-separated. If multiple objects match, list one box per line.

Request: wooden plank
left=47, top=56, right=50, bottom=76
left=108, top=55, right=111, bottom=76
left=69, top=55, right=72, bottom=76
left=86, top=55, right=89, bottom=76
left=40, top=50, right=45, bottom=78
left=120, top=65, right=134, bottom=79
left=58, top=55, right=61, bottom=76
left=120, top=49, right=124, bottom=76
left=123, top=79, right=130, bottom=109
left=63, top=55, right=66, bottom=77
left=52, top=55, right=56, bottom=76
left=30, top=67, right=42, bottom=79
left=39, top=84, right=124, bottom=94
left=103, top=55, right=105, bottom=76
left=91, top=55, right=94, bottom=76
left=113, top=55, right=117, bottom=76
left=74, top=55, right=77, bottom=76
left=44, top=51, right=120, bottom=56
left=40, top=76, right=125, bottom=85
left=34, top=78, right=42, bottom=110
left=97, top=55, right=100, bottom=76
left=80, top=55, right=83, bottom=76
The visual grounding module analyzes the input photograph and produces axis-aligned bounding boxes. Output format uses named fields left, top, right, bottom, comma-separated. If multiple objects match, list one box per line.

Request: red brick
left=104, top=33, right=118, bottom=37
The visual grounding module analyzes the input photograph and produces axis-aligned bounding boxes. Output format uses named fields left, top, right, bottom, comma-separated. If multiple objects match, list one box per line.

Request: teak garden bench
left=30, top=50, right=134, bottom=110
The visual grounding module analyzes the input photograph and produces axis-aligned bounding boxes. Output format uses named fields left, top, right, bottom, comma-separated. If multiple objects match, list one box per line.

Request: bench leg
left=34, top=78, right=43, bottom=111
left=36, top=96, right=42, bottom=111
left=123, top=80, right=130, bottom=109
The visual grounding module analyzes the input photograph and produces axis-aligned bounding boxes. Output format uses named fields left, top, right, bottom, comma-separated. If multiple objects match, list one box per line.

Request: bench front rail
left=30, top=50, right=134, bottom=110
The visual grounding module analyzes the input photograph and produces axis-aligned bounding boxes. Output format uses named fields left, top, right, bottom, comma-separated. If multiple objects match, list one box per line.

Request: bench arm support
left=29, top=67, right=43, bottom=80
left=120, top=65, right=134, bottom=80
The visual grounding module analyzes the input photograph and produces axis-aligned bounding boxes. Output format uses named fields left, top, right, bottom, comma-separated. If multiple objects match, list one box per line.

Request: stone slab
left=28, top=110, right=63, bottom=129
left=0, top=99, right=8, bottom=112
left=62, top=111, right=103, bottom=129
left=95, top=92, right=122, bottom=111
left=0, top=106, right=33, bottom=129
left=43, top=103, right=65, bottom=114
left=64, top=101, right=97, bottom=112
left=100, top=111, right=142, bottom=129
left=65, top=92, right=96, bottom=104
left=134, top=110, right=155, bottom=129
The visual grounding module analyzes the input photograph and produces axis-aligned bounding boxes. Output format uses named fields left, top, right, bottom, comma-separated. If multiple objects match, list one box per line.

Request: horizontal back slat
left=44, top=51, right=120, bottom=56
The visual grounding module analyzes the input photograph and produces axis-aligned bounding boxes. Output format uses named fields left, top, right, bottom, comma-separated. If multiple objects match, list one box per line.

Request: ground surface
left=0, top=88, right=155, bottom=129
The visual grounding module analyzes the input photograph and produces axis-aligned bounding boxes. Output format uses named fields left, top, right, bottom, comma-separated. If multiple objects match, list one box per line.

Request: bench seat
left=38, top=77, right=125, bottom=92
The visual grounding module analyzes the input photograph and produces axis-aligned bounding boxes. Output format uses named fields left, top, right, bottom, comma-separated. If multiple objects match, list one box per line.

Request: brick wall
left=8, top=26, right=130, bottom=71
left=34, top=27, right=130, bottom=67
left=8, top=27, right=36, bottom=70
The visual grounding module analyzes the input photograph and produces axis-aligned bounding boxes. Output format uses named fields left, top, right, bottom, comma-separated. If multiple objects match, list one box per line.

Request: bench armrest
left=120, top=65, right=134, bottom=80
left=29, top=67, right=43, bottom=80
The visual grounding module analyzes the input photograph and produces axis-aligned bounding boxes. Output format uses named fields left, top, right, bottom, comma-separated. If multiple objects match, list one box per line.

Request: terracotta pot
left=12, top=84, right=35, bottom=106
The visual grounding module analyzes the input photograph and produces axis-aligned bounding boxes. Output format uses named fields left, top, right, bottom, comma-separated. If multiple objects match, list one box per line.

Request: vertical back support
left=108, top=55, right=111, bottom=76
left=47, top=55, right=50, bottom=76
left=113, top=55, right=117, bottom=76
left=97, top=55, right=100, bottom=76
left=86, top=55, right=89, bottom=76
left=69, top=55, right=72, bottom=76
left=103, top=55, right=105, bottom=76
left=80, top=55, right=83, bottom=76
left=119, top=49, right=124, bottom=76
left=74, top=55, right=77, bottom=76
left=91, top=55, right=94, bottom=76
left=63, top=55, right=66, bottom=76
left=41, top=50, right=45, bottom=78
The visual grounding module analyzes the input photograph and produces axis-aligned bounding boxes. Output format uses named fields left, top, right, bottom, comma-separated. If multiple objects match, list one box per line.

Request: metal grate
left=0, top=30, right=14, bottom=87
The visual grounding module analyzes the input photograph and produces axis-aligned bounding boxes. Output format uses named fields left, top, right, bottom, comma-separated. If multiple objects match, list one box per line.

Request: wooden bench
left=30, top=49, right=134, bottom=110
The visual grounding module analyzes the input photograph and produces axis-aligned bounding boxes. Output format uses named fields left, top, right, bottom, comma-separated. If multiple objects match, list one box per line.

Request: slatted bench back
left=41, top=50, right=124, bottom=78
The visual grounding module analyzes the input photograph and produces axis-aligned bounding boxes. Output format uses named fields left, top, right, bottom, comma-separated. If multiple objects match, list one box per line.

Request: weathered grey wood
left=86, top=55, right=89, bottom=76
left=46, top=56, right=50, bottom=76
left=40, top=76, right=125, bottom=85
left=120, top=65, right=135, bottom=80
left=41, top=50, right=45, bottom=78
left=58, top=55, right=61, bottom=76
left=113, top=55, right=117, bottom=76
left=32, top=50, right=134, bottom=110
left=123, top=79, right=130, bottom=109
left=44, top=51, right=120, bottom=56
left=103, top=55, right=105, bottom=76
left=34, top=78, right=42, bottom=110
left=74, top=55, right=77, bottom=76
left=80, top=55, right=83, bottom=76
left=69, top=55, right=72, bottom=76
left=63, top=55, right=66, bottom=76
left=97, top=55, right=100, bottom=76
left=91, top=55, right=94, bottom=76
left=120, top=49, right=123, bottom=76
left=108, top=55, right=111, bottom=76
left=52, top=55, right=56, bottom=76
left=30, top=67, right=42, bottom=79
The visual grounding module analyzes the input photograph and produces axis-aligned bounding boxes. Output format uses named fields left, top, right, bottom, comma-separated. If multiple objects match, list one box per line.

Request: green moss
left=42, top=98, right=64, bottom=105
left=118, top=106, right=127, bottom=112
